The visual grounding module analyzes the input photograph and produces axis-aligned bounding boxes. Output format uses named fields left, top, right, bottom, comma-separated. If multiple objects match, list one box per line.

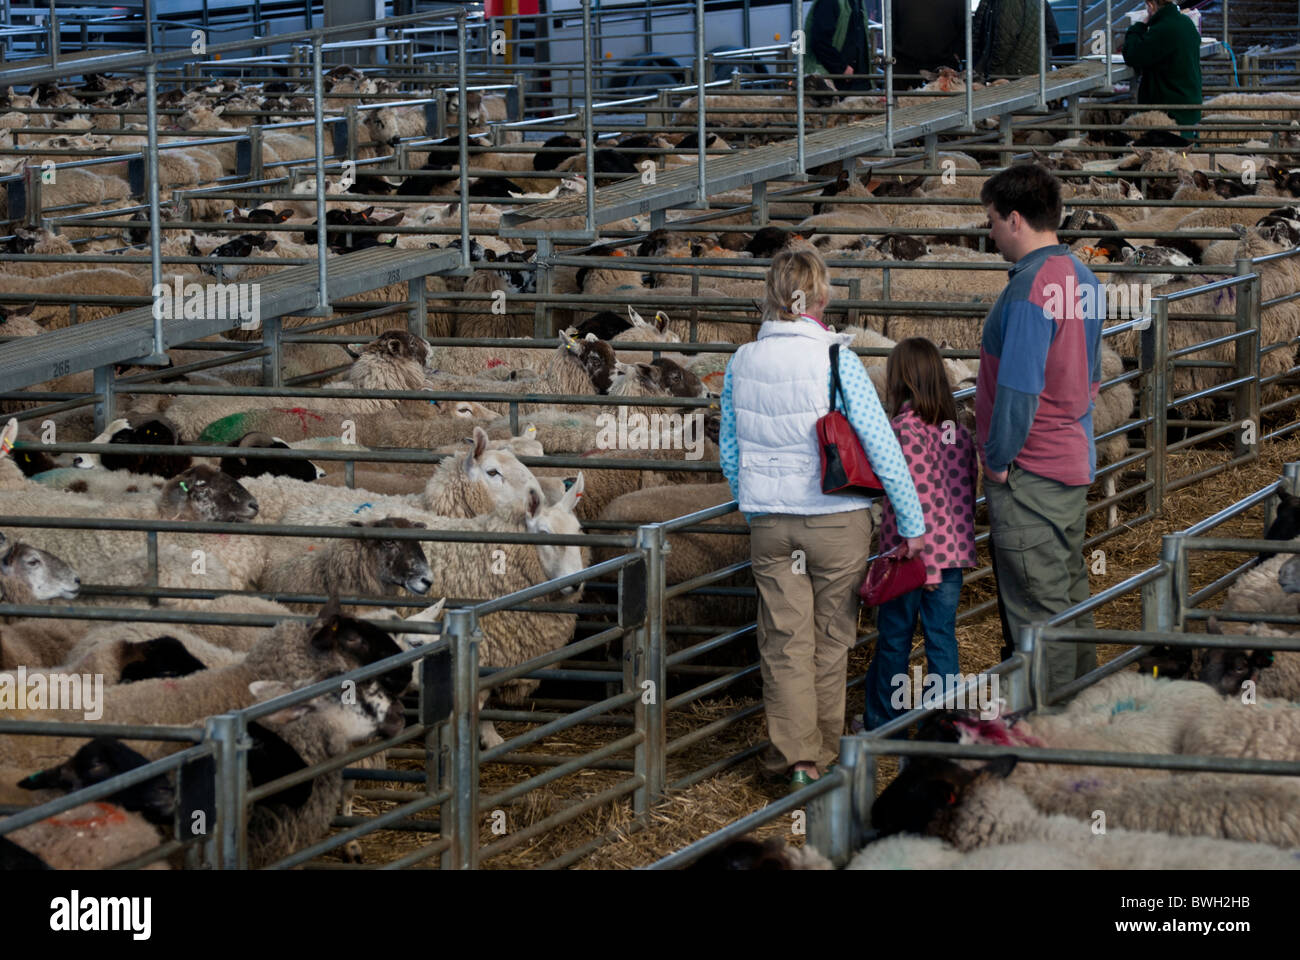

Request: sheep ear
left=981, top=755, right=1017, bottom=779
left=627, top=304, right=645, bottom=326
left=0, top=418, right=17, bottom=458
left=1193, top=170, right=1211, bottom=191
left=470, top=426, right=488, bottom=463
left=309, top=596, right=344, bottom=648
left=248, top=680, right=313, bottom=725
left=560, top=471, right=585, bottom=512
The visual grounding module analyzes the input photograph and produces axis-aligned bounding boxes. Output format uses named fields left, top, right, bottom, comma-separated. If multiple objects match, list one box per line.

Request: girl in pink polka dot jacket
left=864, top=337, right=979, bottom=729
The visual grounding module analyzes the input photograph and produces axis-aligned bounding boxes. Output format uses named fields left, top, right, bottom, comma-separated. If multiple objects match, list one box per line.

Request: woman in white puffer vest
left=719, top=248, right=926, bottom=793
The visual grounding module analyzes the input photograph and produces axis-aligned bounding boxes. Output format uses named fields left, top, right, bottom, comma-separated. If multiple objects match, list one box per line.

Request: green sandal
left=788, top=770, right=819, bottom=793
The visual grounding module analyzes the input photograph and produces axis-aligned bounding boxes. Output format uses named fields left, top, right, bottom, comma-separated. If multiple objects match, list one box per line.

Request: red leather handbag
left=817, top=343, right=885, bottom=496
left=859, top=544, right=927, bottom=606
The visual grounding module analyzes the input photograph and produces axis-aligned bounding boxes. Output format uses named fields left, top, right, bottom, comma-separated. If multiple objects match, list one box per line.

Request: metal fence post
left=261, top=314, right=282, bottom=387
left=882, top=0, right=893, bottom=154
left=533, top=235, right=552, bottom=338
left=457, top=14, right=472, bottom=266
left=445, top=607, right=480, bottom=869
left=145, top=63, right=164, bottom=359
left=92, top=365, right=115, bottom=435
left=750, top=179, right=767, bottom=225
left=1103, top=0, right=1113, bottom=89
left=311, top=38, right=331, bottom=314
left=22, top=164, right=42, bottom=229
left=1144, top=296, right=1169, bottom=518
left=695, top=0, right=708, bottom=196
left=1160, top=534, right=1187, bottom=631
left=841, top=735, right=872, bottom=853
left=1234, top=260, right=1260, bottom=463
left=1025, top=623, right=1048, bottom=708
left=345, top=104, right=360, bottom=161
left=964, top=0, right=974, bottom=128
left=1037, top=0, right=1048, bottom=110
left=631, top=523, right=667, bottom=815
left=408, top=275, right=428, bottom=338
left=205, top=713, right=248, bottom=869
left=1282, top=460, right=1300, bottom=499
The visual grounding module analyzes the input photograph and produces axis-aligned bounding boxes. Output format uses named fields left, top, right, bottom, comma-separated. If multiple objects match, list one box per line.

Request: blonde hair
left=762, top=248, right=832, bottom=323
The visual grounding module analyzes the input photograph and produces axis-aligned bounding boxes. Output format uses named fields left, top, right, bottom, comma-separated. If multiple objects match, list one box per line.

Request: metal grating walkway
left=0, top=246, right=461, bottom=393
left=500, top=48, right=1215, bottom=238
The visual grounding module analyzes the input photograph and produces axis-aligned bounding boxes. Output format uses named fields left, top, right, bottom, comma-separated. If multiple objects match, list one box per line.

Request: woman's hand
left=903, top=536, right=925, bottom=558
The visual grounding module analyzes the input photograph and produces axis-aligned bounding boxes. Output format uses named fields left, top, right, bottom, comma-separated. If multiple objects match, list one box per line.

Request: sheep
left=0, top=532, right=81, bottom=606
left=162, top=329, right=441, bottom=438
left=257, top=516, right=434, bottom=611
left=239, top=676, right=408, bottom=869
left=852, top=757, right=1300, bottom=869
left=0, top=600, right=410, bottom=774
left=1220, top=624, right=1300, bottom=702
left=284, top=481, right=586, bottom=748
left=0, top=464, right=265, bottom=591
left=1217, top=553, right=1300, bottom=632
left=238, top=427, right=541, bottom=524
left=594, top=482, right=751, bottom=631
left=1, top=802, right=169, bottom=870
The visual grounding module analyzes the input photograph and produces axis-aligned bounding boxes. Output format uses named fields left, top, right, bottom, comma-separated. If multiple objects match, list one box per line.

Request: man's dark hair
left=979, top=163, right=1063, bottom=232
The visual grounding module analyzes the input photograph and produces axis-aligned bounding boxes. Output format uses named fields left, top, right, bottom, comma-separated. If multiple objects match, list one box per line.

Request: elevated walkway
left=0, top=245, right=460, bottom=394
left=501, top=45, right=1221, bottom=239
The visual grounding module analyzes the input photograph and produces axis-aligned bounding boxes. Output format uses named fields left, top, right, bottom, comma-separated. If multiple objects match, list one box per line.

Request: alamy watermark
left=152, top=277, right=261, bottom=331
left=1042, top=276, right=1153, bottom=324
left=890, top=668, right=1002, bottom=719
left=594, top=405, right=707, bottom=461
left=0, top=667, right=103, bottom=720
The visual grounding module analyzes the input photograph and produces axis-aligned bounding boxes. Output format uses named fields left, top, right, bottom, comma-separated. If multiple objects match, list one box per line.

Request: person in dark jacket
left=891, top=0, right=967, bottom=83
left=972, top=0, right=1059, bottom=79
left=803, top=0, right=873, bottom=90
left=1121, top=0, right=1203, bottom=132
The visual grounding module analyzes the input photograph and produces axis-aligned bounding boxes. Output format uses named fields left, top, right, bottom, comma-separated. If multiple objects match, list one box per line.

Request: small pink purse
left=858, top=545, right=926, bottom=606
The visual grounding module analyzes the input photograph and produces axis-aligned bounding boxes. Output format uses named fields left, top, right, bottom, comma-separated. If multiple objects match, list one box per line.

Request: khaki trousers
left=749, top=509, right=873, bottom=774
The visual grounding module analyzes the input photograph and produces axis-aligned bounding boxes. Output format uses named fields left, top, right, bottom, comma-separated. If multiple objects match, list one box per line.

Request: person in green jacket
left=1121, top=0, right=1203, bottom=132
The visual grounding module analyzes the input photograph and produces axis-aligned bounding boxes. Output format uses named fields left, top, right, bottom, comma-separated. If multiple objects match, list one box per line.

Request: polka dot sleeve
left=718, top=363, right=747, bottom=518
left=835, top=347, right=925, bottom=539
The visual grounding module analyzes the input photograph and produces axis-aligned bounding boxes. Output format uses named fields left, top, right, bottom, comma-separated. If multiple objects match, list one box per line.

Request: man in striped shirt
left=975, top=163, right=1104, bottom=690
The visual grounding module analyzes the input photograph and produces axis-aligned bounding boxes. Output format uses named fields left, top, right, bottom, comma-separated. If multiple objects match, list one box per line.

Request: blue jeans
left=863, top=568, right=963, bottom=730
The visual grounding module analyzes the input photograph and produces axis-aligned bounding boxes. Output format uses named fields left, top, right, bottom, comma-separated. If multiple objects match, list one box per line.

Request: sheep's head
left=523, top=474, right=586, bottom=595
left=159, top=464, right=258, bottom=522
left=301, top=599, right=410, bottom=736
left=1197, top=645, right=1275, bottom=697
left=349, top=516, right=433, bottom=596
left=873, top=234, right=929, bottom=261
left=369, top=106, right=404, bottom=146
left=462, top=426, right=544, bottom=511
left=499, top=248, right=537, bottom=294
left=0, top=535, right=80, bottom=600
left=72, top=417, right=131, bottom=469
left=1135, top=644, right=1196, bottom=679
left=17, top=737, right=174, bottom=825
left=220, top=432, right=326, bottom=483
left=364, top=329, right=434, bottom=369
left=1266, top=490, right=1300, bottom=541
left=869, top=754, right=1017, bottom=839
left=563, top=333, right=617, bottom=394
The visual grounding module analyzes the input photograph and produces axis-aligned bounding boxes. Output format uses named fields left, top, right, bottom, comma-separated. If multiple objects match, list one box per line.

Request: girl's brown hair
left=762, top=248, right=832, bottom=323
left=885, top=337, right=960, bottom=425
